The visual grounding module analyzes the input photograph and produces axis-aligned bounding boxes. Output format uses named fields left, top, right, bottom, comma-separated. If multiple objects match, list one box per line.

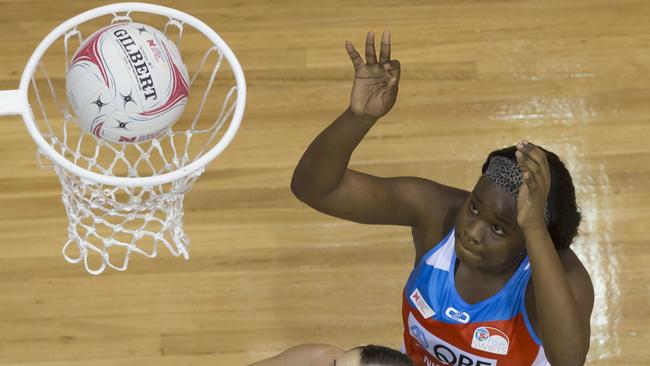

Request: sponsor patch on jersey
left=471, top=326, right=510, bottom=355
left=444, top=306, right=470, bottom=324
left=410, top=289, right=435, bottom=319
left=408, top=313, right=497, bottom=366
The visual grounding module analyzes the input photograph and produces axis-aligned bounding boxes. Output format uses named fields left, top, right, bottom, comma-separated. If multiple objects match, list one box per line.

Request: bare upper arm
left=302, top=169, right=468, bottom=230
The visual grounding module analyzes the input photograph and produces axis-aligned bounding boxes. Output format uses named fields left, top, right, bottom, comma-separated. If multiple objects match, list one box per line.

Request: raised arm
left=516, top=142, right=594, bottom=365
left=291, top=31, right=467, bottom=230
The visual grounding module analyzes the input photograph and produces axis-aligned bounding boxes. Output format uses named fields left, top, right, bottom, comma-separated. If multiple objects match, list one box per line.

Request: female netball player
left=291, top=31, right=594, bottom=366
left=248, top=344, right=414, bottom=366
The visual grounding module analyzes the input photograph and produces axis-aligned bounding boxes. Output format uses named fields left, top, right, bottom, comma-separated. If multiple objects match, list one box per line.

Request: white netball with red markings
left=66, top=22, right=189, bottom=143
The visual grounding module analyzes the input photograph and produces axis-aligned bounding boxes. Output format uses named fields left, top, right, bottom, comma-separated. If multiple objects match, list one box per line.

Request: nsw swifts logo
left=471, top=327, right=510, bottom=355
left=410, top=289, right=435, bottom=319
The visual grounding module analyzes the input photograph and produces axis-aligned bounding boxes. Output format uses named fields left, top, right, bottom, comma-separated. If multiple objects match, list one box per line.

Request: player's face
left=331, top=348, right=361, bottom=366
left=454, top=176, right=526, bottom=271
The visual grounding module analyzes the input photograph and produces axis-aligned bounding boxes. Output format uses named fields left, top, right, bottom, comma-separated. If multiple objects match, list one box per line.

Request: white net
left=26, top=8, right=243, bottom=274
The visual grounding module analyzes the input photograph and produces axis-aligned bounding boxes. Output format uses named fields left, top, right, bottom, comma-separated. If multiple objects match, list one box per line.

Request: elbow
left=290, top=177, right=304, bottom=202
left=291, top=170, right=332, bottom=207
left=290, top=170, right=311, bottom=203
left=546, top=346, right=588, bottom=366
left=548, top=355, right=586, bottom=366
left=291, top=161, right=339, bottom=205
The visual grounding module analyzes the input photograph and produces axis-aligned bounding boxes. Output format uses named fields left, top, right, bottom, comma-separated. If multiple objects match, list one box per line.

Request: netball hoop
left=0, top=3, right=246, bottom=274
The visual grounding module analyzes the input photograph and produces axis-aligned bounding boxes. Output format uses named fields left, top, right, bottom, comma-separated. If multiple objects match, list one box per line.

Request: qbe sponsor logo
left=421, top=353, right=496, bottom=366
left=408, top=313, right=497, bottom=366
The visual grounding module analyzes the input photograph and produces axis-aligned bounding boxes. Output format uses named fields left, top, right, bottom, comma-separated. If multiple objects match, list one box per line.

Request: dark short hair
left=481, top=145, right=581, bottom=249
left=355, top=344, right=415, bottom=366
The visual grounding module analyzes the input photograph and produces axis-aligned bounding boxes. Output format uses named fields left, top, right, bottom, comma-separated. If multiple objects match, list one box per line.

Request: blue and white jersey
left=402, top=228, right=550, bottom=366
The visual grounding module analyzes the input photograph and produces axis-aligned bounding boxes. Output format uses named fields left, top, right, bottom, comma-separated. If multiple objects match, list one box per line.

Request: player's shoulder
left=391, top=176, right=469, bottom=228
left=527, top=248, right=594, bottom=300
left=558, top=248, right=594, bottom=300
left=397, top=177, right=468, bottom=261
left=525, top=247, right=594, bottom=340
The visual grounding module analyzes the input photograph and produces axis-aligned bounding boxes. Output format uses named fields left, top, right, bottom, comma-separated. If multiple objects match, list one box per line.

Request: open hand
left=346, top=31, right=401, bottom=119
left=516, top=140, right=551, bottom=231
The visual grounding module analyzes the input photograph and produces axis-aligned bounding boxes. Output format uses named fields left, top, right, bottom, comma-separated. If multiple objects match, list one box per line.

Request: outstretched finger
left=345, top=41, right=364, bottom=70
left=365, top=31, right=377, bottom=65
left=378, top=31, right=391, bottom=65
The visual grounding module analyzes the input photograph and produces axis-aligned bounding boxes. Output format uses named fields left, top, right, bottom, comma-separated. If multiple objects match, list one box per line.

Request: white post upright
left=0, top=89, right=25, bottom=116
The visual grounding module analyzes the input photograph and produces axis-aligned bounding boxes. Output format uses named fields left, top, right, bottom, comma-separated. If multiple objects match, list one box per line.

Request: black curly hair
left=355, top=344, right=415, bottom=366
left=481, top=145, right=581, bottom=249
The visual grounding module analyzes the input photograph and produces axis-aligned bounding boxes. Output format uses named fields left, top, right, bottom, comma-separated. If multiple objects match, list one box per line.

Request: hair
left=355, top=344, right=415, bottom=366
left=481, top=145, right=581, bottom=249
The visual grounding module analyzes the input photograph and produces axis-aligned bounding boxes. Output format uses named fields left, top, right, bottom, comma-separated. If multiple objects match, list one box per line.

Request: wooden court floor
left=0, top=0, right=648, bottom=364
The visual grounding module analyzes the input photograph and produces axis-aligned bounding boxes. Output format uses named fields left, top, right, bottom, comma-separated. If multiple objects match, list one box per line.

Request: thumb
left=384, top=60, right=401, bottom=84
left=381, top=78, right=398, bottom=108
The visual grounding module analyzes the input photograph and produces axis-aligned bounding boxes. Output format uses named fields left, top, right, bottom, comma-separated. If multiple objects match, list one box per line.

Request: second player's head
left=333, top=345, right=415, bottom=366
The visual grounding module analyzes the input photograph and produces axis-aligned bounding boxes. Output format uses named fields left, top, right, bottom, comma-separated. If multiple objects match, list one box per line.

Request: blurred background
left=0, top=0, right=648, bottom=364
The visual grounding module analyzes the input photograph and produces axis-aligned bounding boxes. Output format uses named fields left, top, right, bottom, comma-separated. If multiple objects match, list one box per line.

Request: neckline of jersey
left=448, top=236, right=529, bottom=309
